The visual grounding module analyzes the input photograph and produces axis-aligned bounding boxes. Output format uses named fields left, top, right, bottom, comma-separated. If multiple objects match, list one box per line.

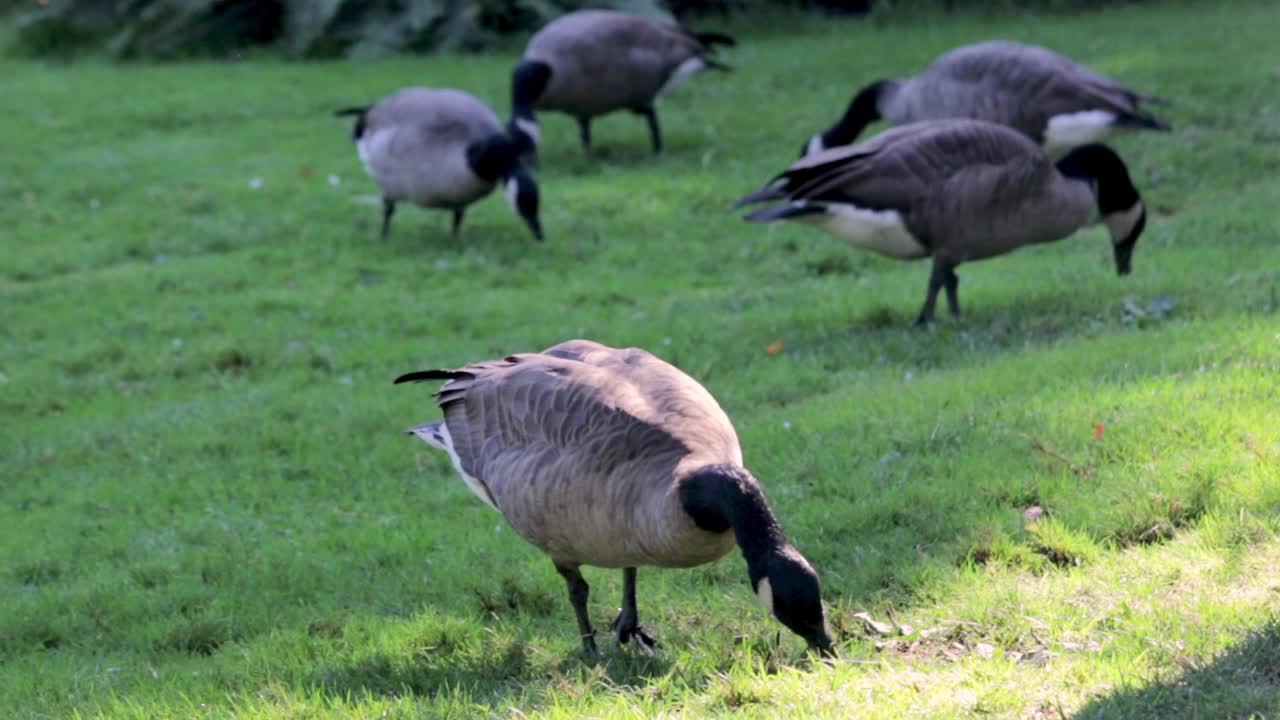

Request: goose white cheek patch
left=515, top=117, right=541, bottom=146
left=505, top=178, right=519, bottom=211
left=1104, top=201, right=1144, bottom=243
left=757, top=577, right=775, bottom=614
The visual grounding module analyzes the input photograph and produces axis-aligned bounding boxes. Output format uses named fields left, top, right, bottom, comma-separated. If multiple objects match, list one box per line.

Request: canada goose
left=738, top=119, right=1148, bottom=326
left=509, top=10, right=734, bottom=156
left=336, top=88, right=542, bottom=242
left=395, top=339, right=834, bottom=656
left=802, top=41, right=1170, bottom=158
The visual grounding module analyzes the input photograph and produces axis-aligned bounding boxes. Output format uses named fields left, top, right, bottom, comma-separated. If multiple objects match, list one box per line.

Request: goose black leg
left=379, top=198, right=396, bottom=241
left=611, top=567, right=656, bottom=652
left=576, top=116, right=592, bottom=152
left=943, top=265, right=960, bottom=317
left=633, top=106, right=662, bottom=154
left=914, top=257, right=953, bottom=327
left=555, top=563, right=598, bottom=657
left=451, top=208, right=465, bottom=239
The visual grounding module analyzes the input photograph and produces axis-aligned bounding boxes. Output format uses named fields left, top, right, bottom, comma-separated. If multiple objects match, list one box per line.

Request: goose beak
left=1114, top=241, right=1134, bottom=276
left=804, top=618, right=836, bottom=657
left=524, top=216, right=544, bottom=242
left=808, top=633, right=836, bottom=658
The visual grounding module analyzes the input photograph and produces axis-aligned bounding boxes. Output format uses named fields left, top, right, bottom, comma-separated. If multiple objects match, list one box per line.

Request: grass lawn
left=3, top=1, right=1279, bottom=717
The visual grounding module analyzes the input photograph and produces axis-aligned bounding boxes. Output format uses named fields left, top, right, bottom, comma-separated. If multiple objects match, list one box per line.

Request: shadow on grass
left=535, top=130, right=709, bottom=171
left=310, top=637, right=674, bottom=703
left=1072, top=621, right=1280, bottom=719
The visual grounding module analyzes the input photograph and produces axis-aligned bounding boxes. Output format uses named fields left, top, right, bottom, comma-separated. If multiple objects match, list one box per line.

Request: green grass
left=3, top=1, right=1280, bottom=717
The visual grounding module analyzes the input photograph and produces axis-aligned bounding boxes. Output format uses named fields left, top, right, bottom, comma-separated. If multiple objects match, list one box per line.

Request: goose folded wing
left=783, top=121, right=1046, bottom=211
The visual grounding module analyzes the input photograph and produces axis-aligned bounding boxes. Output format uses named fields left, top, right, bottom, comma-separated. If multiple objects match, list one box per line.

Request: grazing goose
left=395, top=339, right=834, bottom=656
left=509, top=10, right=734, bottom=156
left=738, top=119, right=1148, bottom=326
left=802, top=41, right=1170, bottom=158
left=336, top=88, right=542, bottom=242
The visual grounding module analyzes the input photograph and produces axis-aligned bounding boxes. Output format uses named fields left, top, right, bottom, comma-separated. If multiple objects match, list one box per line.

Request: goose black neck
left=821, top=80, right=888, bottom=148
left=1055, top=143, right=1139, bottom=215
left=466, top=133, right=519, bottom=183
left=679, top=464, right=787, bottom=569
left=511, top=60, right=551, bottom=121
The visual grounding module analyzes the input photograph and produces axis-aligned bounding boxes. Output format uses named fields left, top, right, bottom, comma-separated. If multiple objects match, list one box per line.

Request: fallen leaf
left=852, top=611, right=894, bottom=636
left=299, top=165, right=313, bottom=177
left=765, top=340, right=784, bottom=355
left=1023, top=505, right=1045, bottom=523
left=1094, top=423, right=1104, bottom=441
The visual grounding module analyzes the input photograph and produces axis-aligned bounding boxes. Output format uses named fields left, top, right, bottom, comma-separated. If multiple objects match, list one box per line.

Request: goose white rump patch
left=355, top=128, right=392, bottom=178
left=408, top=422, right=499, bottom=511
left=659, top=57, right=706, bottom=97
left=1044, top=110, right=1118, bottom=153
left=812, top=205, right=927, bottom=259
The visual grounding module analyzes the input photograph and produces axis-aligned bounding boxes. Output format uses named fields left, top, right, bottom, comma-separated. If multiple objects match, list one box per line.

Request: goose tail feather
left=693, top=31, right=736, bottom=48
left=394, top=369, right=470, bottom=385
left=743, top=201, right=824, bottom=223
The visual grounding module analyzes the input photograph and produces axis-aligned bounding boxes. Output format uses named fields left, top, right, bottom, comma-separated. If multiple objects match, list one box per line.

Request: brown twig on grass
left=1018, top=433, right=1094, bottom=479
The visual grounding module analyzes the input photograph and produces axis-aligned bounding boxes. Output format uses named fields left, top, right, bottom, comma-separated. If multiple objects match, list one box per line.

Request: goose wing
left=363, top=88, right=500, bottom=143
left=395, top=340, right=741, bottom=499
left=740, top=119, right=1049, bottom=212
left=922, top=42, right=1167, bottom=134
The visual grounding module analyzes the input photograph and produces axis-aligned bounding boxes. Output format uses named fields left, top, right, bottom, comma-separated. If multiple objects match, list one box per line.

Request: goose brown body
left=740, top=119, right=1148, bottom=325
left=882, top=42, right=1169, bottom=146
left=509, top=10, right=732, bottom=154
left=396, top=339, right=834, bottom=655
left=338, top=87, right=543, bottom=241
left=424, top=339, right=741, bottom=569
left=524, top=11, right=718, bottom=118
left=806, top=41, right=1169, bottom=157
left=355, top=88, right=503, bottom=209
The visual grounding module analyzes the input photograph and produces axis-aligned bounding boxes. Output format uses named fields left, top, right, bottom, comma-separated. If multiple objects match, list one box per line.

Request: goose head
left=467, top=133, right=544, bottom=242
left=1056, top=143, right=1146, bottom=276
left=753, top=546, right=835, bottom=655
left=503, top=166, right=542, bottom=242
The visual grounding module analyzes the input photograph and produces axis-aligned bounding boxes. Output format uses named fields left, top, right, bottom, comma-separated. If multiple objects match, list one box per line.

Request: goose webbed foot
left=612, top=566, right=656, bottom=652
left=611, top=608, right=657, bottom=653
left=581, top=630, right=601, bottom=659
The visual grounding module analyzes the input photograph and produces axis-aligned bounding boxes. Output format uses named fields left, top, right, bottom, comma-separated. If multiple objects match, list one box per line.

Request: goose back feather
left=774, top=120, right=1095, bottom=261
left=402, top=339, right=742, bottom=569
left=886, top=42, right=1168, bottom=147
left=524, top=11, right=722, bottom=117
left=355, top=88, right=503, bottom=208
left=808, top=41, right=1169, bottom=156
